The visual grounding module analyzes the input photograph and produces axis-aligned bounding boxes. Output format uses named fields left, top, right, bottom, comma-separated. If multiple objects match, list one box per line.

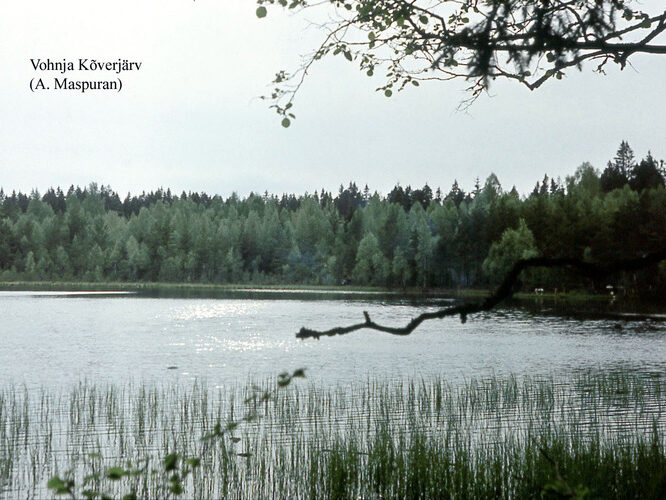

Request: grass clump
left=0, top=371, right=664, bottom=498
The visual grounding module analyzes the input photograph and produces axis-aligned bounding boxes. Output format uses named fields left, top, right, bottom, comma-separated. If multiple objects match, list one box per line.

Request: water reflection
left=0, top=290, right=134, bottom=297
left=0, top=291, right=664, bottom=498
left=174, top=302, right=259, bottom=321
left=0, top=293, right=664, bottom=390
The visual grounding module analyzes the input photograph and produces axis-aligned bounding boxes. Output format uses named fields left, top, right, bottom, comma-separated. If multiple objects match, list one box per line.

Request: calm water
left=1, top=290, right=665, bottom=498
left=1, top=290, right=664, bottom=388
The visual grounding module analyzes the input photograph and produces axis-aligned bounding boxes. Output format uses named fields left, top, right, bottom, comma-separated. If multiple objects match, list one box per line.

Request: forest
left=1, top=142, right=665, bottom=294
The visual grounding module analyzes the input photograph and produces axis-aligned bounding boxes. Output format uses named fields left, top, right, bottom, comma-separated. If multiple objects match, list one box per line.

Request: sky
left=1, top=0, right=665, bottom=199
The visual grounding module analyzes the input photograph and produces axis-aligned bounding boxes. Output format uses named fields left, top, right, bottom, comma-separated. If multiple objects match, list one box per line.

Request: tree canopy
left=256, top=0, right=666, bottom=124
left=1, top=143, right=664, bottom=294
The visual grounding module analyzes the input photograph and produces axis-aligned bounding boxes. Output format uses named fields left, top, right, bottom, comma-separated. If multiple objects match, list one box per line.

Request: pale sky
left=1, top=0, right=665, bottom=198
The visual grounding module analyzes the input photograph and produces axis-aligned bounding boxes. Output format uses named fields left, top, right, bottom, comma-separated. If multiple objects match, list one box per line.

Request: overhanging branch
left=260, top=2, right=666, bottom=119
left=296, top=249, right=666, bottom=340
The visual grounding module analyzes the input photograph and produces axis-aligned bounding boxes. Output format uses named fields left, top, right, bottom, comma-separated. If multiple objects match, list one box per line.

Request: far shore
left=0, top=280, right=624, bottom=301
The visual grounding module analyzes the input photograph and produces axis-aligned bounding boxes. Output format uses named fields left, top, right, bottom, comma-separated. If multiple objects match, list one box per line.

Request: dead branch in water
left=296, top=250, right=666, bottom=340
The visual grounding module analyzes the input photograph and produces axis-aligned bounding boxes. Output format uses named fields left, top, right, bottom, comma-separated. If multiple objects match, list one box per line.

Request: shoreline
left=0, top=280, right=624, bottom=301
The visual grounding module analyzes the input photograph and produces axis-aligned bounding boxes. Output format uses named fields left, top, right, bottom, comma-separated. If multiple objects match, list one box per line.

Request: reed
left=0, top=371, right=664, bottom=498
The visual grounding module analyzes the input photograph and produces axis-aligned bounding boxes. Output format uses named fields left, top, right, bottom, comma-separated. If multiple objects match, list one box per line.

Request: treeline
left=1, top=142, right=665, bottom=293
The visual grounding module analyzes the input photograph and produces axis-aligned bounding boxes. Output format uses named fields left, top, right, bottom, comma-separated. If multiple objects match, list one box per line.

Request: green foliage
left=483, top=219, right=539, bottom=284
left=1, top=148, right=665, bottom=293
left=255, top=1, right=666, bottom=123
left=32, top=372, right=666, bottom=498
left=47, top=370, right=306, bottom=499
left=353, top=233, right=389, bottom=285
left=46, top=476, right=74, bottom=496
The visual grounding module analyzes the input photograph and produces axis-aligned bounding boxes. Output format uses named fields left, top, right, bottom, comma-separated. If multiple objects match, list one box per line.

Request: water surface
left=1, top=291, right=664, bottom=388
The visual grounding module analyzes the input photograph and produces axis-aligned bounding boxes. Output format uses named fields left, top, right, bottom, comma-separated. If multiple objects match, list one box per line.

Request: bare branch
left=296, top=249, right=666, bottom=340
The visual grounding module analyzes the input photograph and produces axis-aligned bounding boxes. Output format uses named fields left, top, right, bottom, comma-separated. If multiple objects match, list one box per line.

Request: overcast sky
left=1, top=0, right=665, bottom=198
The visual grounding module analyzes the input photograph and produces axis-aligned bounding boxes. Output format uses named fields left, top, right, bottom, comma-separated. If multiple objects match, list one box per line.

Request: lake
left=1, top=290, right=665, bottom=389
left=1, top=290, right=666, bottom=498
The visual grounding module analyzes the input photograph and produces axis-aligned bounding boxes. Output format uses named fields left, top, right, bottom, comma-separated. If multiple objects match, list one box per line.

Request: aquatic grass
left=0, top=371, right=665, bottom=498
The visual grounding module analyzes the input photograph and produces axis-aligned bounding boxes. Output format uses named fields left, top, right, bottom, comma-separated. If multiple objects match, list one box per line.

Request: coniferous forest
left=1, top=142, right=665, bottom=294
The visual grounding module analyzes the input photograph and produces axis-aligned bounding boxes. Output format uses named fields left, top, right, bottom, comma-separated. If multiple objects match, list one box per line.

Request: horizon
left=2, top=1, right=666, bottom=199
left=0, top=143, right=659, bottom=202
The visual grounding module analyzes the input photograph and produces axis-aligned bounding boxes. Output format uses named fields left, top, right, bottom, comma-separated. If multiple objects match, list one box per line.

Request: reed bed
left=1, top=371, right=665, bottom=499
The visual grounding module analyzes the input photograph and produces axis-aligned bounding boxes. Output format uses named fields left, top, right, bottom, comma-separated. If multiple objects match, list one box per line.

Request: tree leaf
left=106, top=467, right=125, bottom=480
left=256, top=6, right=267, bottom=18
left=47, top=477, right=65, bottom=490
left=164, top=453, right=179, bottom=472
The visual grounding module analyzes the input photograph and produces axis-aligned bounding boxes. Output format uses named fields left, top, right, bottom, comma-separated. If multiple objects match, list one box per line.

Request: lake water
left=1, top=290, right=665, bottom=498
left=1, top=290, right=665, bottom=388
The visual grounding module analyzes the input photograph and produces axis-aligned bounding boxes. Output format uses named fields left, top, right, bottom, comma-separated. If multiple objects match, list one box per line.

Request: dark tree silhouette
left=601, top=141, right=634, bottom=192
left=630, top=153, right=665, bottom=191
